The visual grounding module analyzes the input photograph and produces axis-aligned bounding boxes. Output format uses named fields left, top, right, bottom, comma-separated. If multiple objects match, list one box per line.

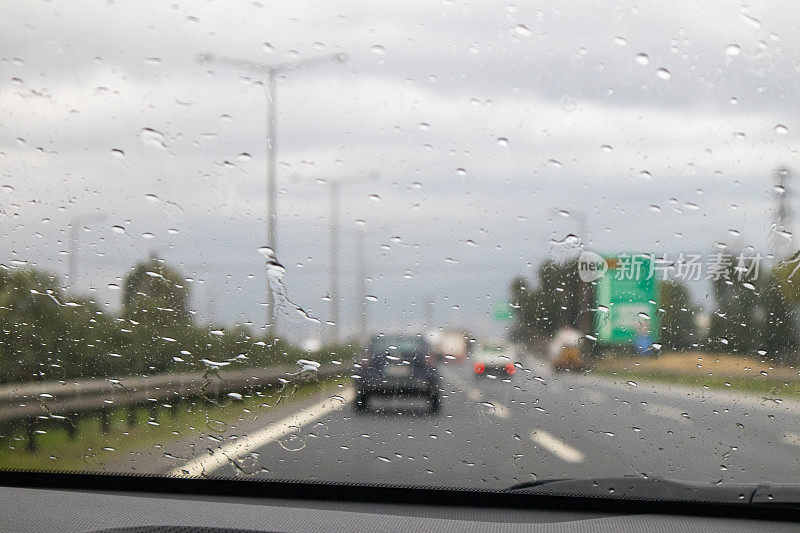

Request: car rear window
left=369, top=337, right=427, bottom=356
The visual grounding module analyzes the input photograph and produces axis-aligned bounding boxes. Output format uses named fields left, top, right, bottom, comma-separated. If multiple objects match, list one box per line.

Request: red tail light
left=474, top=361, right=485, bottom=374
left=505, top=362, right=516, bottom=375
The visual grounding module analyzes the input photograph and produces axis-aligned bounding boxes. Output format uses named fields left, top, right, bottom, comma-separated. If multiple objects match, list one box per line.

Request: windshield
left=2, top=0, right=800, bottom=502
left=368, top=336, right=428, bottom=356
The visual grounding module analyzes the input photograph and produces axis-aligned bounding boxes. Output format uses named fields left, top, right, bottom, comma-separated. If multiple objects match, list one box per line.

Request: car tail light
left=505, top=362, right=516, bottom=375
left=473, top=361, right=485, bottom=374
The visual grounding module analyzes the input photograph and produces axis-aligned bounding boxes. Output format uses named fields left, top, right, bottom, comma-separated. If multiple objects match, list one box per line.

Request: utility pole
left=572, top=210, right=592, bottom=335
left=771, top=166, right=794, bottom=257
left=67, top=224, right=79, bottom=292
left=198, top=51, right=347, bottom=339
left=293, top=172, right=378, bottom=343
left=423, top=294, right=433, bottom=329
left=551, top=208, right=589, bottom=248
left=356, top=226, right=367, bottom=342
left=552, top=208, right=591, bottom=333
left=67, top=213, right=106, bottom=293
left=329, top=180, right=340, bottom=344
left=206, top=283, right=215, bottom=326
left=265, top=67, right=278, bottom=338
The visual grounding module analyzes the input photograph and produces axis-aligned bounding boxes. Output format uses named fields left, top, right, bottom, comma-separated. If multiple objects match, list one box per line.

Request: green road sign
left=492, top=301, right=514, bottom=322
left=594, top=254, right=659, bottom=345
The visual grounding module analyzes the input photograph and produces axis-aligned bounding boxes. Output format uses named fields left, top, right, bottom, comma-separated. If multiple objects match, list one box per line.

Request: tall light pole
left=198, top=51, right=347, bottom=338
left=771, top=166, right=793, bottom=257
left=356, top=226, right=368, bottom=343
left=265, top=66, right=278, bottom=338
left=329, top=180, right=341, bottom=344
left=67, top=213, right=106, bottom=293
left=327, top=175, right=378, bottom=344
left=551, top=208, right=589, bottom=248
left=296, top=172, right=378, bottom=344
left=551, top=208, right=591, bottom=333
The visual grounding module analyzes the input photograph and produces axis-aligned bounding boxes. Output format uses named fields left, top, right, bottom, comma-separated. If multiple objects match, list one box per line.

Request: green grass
left=594, top=368, right=800, bottom=399
left=0, top=376, right=348, bottom=472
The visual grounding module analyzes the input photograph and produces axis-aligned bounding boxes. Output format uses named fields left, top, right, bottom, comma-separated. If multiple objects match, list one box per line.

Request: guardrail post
left=99, top=409, right=110, bottom=434
left=127, top=406, right=137, bottom=428
left=25, top=417, right=38, bottom=452
left=63, top=418, right=77, bottom=440
left=3, top=420, right=18, bottom=442
left=148, top=403, right=159, bottom=424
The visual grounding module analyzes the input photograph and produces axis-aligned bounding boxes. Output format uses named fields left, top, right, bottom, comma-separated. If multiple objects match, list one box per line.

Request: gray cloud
left=1, top=0, right=799, bottom=341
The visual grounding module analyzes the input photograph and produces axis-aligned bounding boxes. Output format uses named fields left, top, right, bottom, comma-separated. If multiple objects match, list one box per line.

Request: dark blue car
left=355, top=334, right=440, bottom=413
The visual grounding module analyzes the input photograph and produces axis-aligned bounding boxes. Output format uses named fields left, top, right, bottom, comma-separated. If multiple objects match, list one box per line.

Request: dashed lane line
left=530, top=430, right=584, bottom=463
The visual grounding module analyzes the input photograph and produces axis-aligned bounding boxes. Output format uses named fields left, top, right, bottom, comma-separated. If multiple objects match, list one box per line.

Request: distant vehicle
left=433, top=329, right=469, bottom=364
left=355, top=334, right=441, bottom=413
left=472, top=342, right=517, bottom=378
left=549, top=327, right=584, bottom=371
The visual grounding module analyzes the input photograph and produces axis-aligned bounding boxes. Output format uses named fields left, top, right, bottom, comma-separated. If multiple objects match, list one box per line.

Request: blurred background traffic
left=2, top=0, right=800, bottom=488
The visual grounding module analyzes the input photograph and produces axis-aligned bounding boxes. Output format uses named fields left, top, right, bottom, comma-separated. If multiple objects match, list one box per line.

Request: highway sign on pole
left=492, top=301, right=514, bottom=322
left=594, top=254, right=659, bottom=345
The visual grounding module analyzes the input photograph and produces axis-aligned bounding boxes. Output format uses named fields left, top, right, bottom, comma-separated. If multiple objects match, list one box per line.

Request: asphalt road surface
left=157, top=356, right=800, bottom=491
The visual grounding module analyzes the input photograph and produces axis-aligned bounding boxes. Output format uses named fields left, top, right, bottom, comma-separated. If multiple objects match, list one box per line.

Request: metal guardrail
left=0, top=363, right=347, bottom=451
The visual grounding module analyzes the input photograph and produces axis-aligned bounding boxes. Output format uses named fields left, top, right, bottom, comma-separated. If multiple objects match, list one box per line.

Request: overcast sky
left=1, top=0, right=799, bottom=341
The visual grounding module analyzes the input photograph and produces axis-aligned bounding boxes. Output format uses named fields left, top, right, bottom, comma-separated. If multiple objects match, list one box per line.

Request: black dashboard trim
left=0, top=469, right=797, bottom=522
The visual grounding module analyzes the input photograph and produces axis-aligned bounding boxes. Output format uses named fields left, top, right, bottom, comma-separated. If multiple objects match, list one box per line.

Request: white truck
left=433, top=329, right=469, bottom=364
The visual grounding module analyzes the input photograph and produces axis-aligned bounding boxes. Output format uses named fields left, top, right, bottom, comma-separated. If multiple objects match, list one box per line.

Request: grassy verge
left=593, top=368, right=800, bottom=399
left=0, top=375, right=349, bottom=472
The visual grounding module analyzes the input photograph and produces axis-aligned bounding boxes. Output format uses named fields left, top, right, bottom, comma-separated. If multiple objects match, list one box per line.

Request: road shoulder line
left=169, top=388, right=354, bottom=477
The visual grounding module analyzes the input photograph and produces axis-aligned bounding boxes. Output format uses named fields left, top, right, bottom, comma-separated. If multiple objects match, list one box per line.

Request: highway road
left=149, top=356, right=800, bottom=490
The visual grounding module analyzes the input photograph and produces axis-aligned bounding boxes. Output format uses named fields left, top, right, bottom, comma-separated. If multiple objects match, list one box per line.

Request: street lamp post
left=356, top=225, right=367, bottom=343
left=265, top=67, right=278, bottom=338
left=329, top=180, right=340, bottom=344
left=67, top=213, right=106, bottom=293
left=327, top=174, right=378, bottom=344
left=198, top=52, right=346, bottom=338
left=294, top=172, right=377, bottom=344
left=552, top=208, right=591, bottom=333
left=552, top=208, right=589, bottom=248
left=771, top=166, right=794, bottom=257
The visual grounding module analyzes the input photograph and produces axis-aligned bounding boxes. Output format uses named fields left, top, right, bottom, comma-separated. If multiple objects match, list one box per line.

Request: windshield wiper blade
left=504, top=476, right=800, bottom=506
left=505, top=478, right=578, bottom=491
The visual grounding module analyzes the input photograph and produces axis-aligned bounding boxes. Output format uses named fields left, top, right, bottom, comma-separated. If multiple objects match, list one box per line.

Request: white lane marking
left=642, top=402, right=689, bottom=421
left=585, top=389, right=607, bottom=404
left=530, top=430, right=584, bottom=463
left=444, top=368, right=468, bottom=390
left=484, top=402, right=510, bottom=419
left=169, top=389, right=355, bottom=477
left=467, top=388, right=483, bottom=401
left=784, top=433, right=800, bottom=446
left=544, top=378, right=563, bottom=394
